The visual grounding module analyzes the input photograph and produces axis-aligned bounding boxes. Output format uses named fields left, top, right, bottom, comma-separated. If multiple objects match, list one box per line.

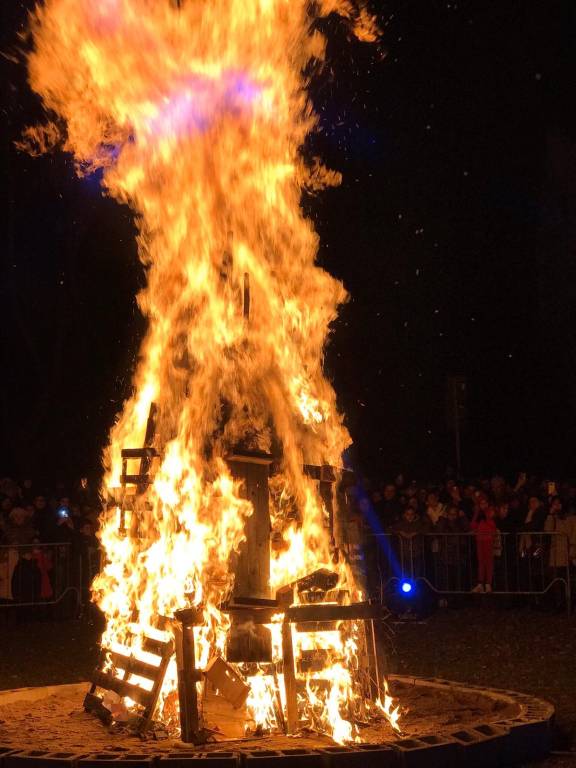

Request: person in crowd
left=544, top=496, right=576, bottom=609
left=0, top=495, right=14, bottom=527
left=519, top=494, right=548, bottom=560
left=82, top=505, right=99, bottom=527
left=32, top=494, right=51, bottom=540
left=460, top=484, right=477, bottom=520
left=0, top=477, right=20, bottom=502
left=526, top=495, right=547, bottom=529
left=436, top=504, right=469, bottom=533
left=405, top=480, right=419, bottom=501
left=370, top=488, right=384, bottom=523
left=43, top=503, right=77, bottom=544
left=490, top=475, right=508, bottom=504
left=32, top=537, right=54, bottom=601
left=562, top=484, right=576, bottom=518
left=479, top=478, right=491, bottom=497
left=508, top=493, right=524, bottom=526
left=425, top=491, right=446, bottom=526
left=19, top=478, right=35, bottom=506
left=513, top=471, right=528, bottom=493
left=425, top=490, right=446, bottom=569
left=441, top=478, right=455, bottom=503
left=436, top=504, right=470, bottom=591
left=471, top=495, right=497, bottom=593
left=78, top=520, right=100, bottom=606
left=11, top=547, right=41, bottom=618
left=388, top=505, right=431, bottom=578
left=69, top=501, right=89, bottom=530
left=4, top=507, right=38, bottom=546
left=494, top=501, right=518, bottom=591
left=380, top=483, right=403, bottom=526
left=447, top=483, right=463, bottom=510
left=405, top=496, right=421, bottom=517
left=389, top=505, right=431, bottom=537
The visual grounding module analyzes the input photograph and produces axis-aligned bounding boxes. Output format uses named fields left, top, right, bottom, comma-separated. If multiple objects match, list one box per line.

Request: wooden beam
left=107, top=651, right=163, bottom=681
left=121, top=447, right=158, bottom=459
left=173, top=616, right=201, bottom=742
left=91, top=671, right=151, bottom=708
left=281, top=622, right=299, bottom=734
left=285, top=602, right=386, bottom=624
left=138, top=638, right=174, bottom=733
left=226, top=453, right=272, bottom=659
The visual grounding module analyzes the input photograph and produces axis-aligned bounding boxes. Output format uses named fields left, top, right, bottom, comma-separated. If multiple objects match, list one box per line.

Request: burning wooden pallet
left=84, top=619, right=174, bottom=734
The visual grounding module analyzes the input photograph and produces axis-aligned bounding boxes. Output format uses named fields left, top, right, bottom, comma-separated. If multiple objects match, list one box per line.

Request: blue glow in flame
left=145, top=70, right=264, bottom=139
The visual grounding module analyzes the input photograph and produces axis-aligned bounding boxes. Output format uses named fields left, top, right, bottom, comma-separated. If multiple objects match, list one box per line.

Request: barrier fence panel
left=0, top=542, right=81, bottom=613
left=367, top=531, right=572, bottom=613
left=1, top=534, right=572, bottom=617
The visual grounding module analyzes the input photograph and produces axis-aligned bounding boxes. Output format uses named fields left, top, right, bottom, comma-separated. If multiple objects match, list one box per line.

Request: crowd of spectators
left=2, top=470, right=576, bottom=616
left=0, top=476, right=99, bottom=547
left=354, top=472, right=576, bottom=599
left=0, top=475, right=99, bottom=610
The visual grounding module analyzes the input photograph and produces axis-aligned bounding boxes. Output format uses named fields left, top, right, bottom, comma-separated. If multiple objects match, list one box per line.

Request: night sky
left=2, top=1, right=576, bottom=485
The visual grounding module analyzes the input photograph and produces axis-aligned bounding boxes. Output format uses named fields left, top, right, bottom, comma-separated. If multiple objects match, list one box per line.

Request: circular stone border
left=0, top=675, right=554, bottom=768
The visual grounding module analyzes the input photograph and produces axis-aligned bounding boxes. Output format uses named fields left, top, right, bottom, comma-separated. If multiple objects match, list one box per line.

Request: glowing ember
left=24, top=0, right=399, bottom=744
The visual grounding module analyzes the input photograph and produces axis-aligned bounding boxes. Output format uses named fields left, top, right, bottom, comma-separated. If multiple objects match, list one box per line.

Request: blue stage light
left=400, top=580, right=413, bottom=594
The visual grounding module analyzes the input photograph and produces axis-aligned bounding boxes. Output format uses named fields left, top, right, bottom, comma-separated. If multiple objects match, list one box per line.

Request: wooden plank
left=121, top=448, right=158, bottom=459
left=107, top=651, right=162, bottom=681
left=173, top=622, right=200, bottom=742
left=226, top=619, right=272, bottom=663
left=121, top=474, right=152, bottom=485
left=302, top=464, right=321, bottom=481
left=141, top=636, right=170, bottom=656
left=228, top=458, right=271, bottom=602
left=226, top=455, right=272, bottom=662
left=136, top=402, right=157, bottom=498
left=174, top=606, right=205, bottom=626
left=295, top=621, right=338, bottom=633
left=92, top=671, right=152, bottom=708
left=285, top=602, right=386, bottom=623
left=202, top=686, right=246, bottom=739
left=228, top=596, right=278, bottom=607
left=281, top=622, right=299, bottom=734
left=138, top=638, right=174, bottom=733
left=226, top=450, right=273, bottom=465
left=204, top=656, right=250, bottom=708
left=83, top=692, right=113, bottom=724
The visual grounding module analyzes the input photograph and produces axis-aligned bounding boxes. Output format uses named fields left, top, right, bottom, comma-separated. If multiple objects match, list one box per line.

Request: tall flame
left=24, top=0, right=395, bottom=744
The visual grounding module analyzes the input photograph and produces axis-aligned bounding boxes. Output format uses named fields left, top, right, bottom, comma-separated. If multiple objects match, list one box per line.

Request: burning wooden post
left=225, top=450, right=274, bottom=663
left=173, top=607, right=204, bottom=743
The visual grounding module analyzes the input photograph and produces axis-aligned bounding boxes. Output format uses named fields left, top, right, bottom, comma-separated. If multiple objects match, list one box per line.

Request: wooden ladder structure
left=85, top=403, right=171, bottom=733
left=84, top=618, right=174, bottom=733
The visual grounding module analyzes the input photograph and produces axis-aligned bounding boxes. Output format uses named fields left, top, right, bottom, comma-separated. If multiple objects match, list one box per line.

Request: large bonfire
left=24, top=0, right=397, bottom=744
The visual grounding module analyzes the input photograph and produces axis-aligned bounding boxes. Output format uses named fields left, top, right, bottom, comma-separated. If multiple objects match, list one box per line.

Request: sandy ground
left=0, top=678, right=519, bottom=754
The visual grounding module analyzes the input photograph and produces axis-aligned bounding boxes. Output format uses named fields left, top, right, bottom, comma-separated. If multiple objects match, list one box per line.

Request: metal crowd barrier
left=0, top=542, right=82, bottom=613
left=1, top=534, right=572, bottom=617
left=365, top=531, right=572, bottom=614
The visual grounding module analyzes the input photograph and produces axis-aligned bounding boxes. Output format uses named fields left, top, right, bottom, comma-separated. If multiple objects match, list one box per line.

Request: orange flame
left=25, top=0, right=397, bottom=744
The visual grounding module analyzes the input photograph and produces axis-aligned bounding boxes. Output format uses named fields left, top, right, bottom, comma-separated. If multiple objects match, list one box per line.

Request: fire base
left=0, top=676, right=553, bottom=767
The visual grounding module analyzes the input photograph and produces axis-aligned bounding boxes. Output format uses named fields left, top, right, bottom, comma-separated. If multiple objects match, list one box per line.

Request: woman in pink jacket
left=471, top=495, right=497, bottom=593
